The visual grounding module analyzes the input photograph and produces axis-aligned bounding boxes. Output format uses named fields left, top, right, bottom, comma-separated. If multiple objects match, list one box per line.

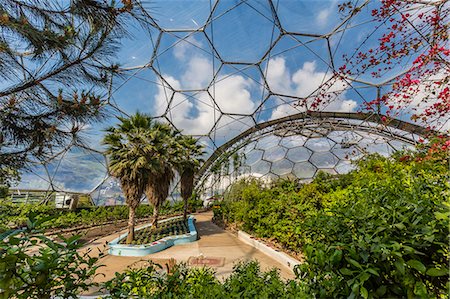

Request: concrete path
left=81, top=212, right=295, bottom=288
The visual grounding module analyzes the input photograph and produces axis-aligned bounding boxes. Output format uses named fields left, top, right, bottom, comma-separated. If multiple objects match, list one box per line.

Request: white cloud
left=173, top=36, right=202, bottom=60
left=181, top=56, right=212, bottom=90
left=153, top=37, right=258, bottom=136
left=317, top=8, right=332, bottom=26
left=212, top=75, right=256, bottom=114
left=265, top=57, right=293, bottom=94
left=315, top=0, right=338, bottom=27
left=158, top=40, right=359, bottom=136
left=266, top=57, right=356, bottom=120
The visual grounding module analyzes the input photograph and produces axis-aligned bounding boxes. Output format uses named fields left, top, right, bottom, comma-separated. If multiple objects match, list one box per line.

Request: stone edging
left=108, top=216, right=197, bottom=257
left=237, top=231, right=301, bottom=271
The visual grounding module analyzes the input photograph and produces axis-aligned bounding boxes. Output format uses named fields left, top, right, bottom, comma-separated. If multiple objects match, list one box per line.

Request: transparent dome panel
left=271, top=160, right=294, bottom=176
left=293, top=162, right=317, bottom=179
left=43, top=148, right=107, bottom=193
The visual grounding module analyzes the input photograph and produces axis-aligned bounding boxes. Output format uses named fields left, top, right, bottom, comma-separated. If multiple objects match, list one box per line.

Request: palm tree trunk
left=183, top=196, right=188, bottom=221
left=126, top=206, right=136, bottom=244
left=180, top=169, right=194, bottom=221
left=152, top=204, right=159, bottom=228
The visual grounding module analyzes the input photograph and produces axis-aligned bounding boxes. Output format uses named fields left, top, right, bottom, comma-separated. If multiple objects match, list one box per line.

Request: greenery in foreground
left=214, top=151, right=449, bottom=298
left=104, top=261, right=304, bottom=299
left=0, top=198, right=203, bottom=233
left=0, top=215, right=300, bottom=299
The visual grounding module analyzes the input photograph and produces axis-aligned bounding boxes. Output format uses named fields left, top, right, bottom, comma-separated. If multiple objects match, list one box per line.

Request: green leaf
left=413, top=281, right=427, bottom=297
left=394, top=260, right=405, bottom=275
left=346, top=258, right=363, bottom=270
left=407, top=260, right=426, bottom=274
left=331, top=250, right=343, bottom=265
left=351, top=282, right=359, bottom=295
left=360, top=286, right=368, bottom=299
left=375, top=285, right=387, bottom=296
left=359, top=272, right=370, bottom=283
left=393, top=223, right=405, bottom=230
left=426, top=268, right=448, bottom=277
left=340, top=268, right=353, bottom=276
left=366, top=268, right=379, bottom=276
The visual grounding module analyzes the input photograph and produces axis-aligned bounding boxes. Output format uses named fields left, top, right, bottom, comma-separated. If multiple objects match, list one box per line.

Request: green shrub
left=0, top=215, right=101, bottom=298
left=103, top=260, right=306, bottom=298
left=216, top=152, right=449, bottom=298
left=0, top=201, right=188, bottom=233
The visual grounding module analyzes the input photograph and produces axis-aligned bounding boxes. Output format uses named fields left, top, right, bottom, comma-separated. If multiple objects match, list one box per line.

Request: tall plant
left=103, top=113, right=155, bottom=243
left=143, top=122, right=179, bottom=228
left=174, top=136, right=204, bottom=220
left=0, top=0, right=148, bottom=182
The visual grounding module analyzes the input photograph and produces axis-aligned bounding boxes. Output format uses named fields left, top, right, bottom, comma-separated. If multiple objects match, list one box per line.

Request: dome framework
left=9, top=0, right=441, bottom=204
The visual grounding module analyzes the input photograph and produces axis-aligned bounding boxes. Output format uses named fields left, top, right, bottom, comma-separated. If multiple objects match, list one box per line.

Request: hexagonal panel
left=293, top=162, right=317, bottom=179
left=212, top=64, right=265, bottom=114
left=332, top=145, right=363, bottom=161
left=245, top=150, right=264, bottom=166
left=336, top=161, right=357, bottom=174
left=206, top=1, right=279, bottom=62
left=310, top=152, right=339, bottom=168
left=271, top=160, right=294, bottom=176
left=286, top=147, right=312, bottom=163
left=305, top=138, right=335, bottom=152
left=263, top=147, right=288, bottom=162
left=251, top=160, right=271, bottom=176
left=280, top=135, right=308, bottom=148
left=365, top=143, right=394, bottom=157
left=256, top=135, right=282, bottom=150
left=47, top=149, right=108, bottom=193
left=167, top=91, right=219, bottom=135
left=152, top=1, right=210, bottom=30
left=328, top=131, right=363, bottom=144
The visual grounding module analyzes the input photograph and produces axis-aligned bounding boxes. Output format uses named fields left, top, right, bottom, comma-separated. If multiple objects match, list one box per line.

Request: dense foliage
left=0, top=198, right=203, bottom=233
left=0, top=215, right=100, bottom=299
left=214, top=152, right=449, bottom=298
left=103, top=260, right=305, bottom=298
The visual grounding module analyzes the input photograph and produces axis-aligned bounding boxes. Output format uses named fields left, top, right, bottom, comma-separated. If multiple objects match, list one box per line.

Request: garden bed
left=108, top=216, right=197, bottom=256
left=119, top=217, right=189, bottom=245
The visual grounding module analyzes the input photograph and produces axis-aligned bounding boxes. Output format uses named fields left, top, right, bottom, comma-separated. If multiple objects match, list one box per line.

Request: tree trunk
left=183, top=196, right=188, bottom=221
left=152, top=204, right=159, bottom=228
left=126, top=206, right=136, bottom=244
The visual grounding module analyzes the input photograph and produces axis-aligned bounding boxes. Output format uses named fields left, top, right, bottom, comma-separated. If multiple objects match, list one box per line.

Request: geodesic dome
left=13, top=0, right=442, bottom=205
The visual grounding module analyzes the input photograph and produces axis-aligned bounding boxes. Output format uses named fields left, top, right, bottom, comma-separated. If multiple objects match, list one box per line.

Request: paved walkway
left=80, top=212, right=294, bottom=291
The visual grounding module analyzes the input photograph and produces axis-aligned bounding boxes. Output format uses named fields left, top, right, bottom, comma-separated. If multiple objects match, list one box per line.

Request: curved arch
left=196, top=111, right=431, bottom=183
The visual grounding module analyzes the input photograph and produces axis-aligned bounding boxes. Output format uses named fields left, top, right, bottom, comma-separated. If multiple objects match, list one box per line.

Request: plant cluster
left=0, top=214, right=101, bottom=299
left=0, top=201, right=190, bottom=233
left=103, top=113, right=204, bottom=243
left=215, top=152, right=449, bottom=298
left=119, top=217, right=190, bottom=245
left=103, top=260, right=305, bottom=298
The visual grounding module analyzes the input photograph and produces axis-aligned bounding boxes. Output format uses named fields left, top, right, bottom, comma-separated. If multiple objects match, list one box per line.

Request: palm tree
left=103, top=112, right=155, bottom=244
left=142, top=122, right=179, bottom=228
left=174, top=136, right=204, bottom=221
